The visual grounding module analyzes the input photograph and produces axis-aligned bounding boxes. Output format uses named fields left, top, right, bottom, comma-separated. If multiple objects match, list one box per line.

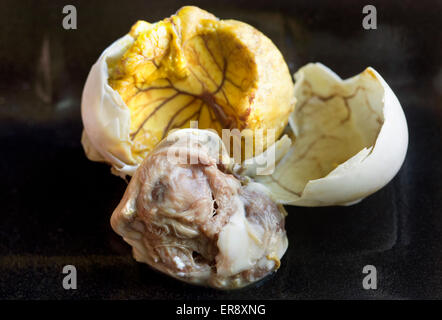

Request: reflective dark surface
left=1, top=0, right=441, bottom=299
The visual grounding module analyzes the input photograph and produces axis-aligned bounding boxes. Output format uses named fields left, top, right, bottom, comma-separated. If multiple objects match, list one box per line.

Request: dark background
left=0, top=0, right=441, bottom=299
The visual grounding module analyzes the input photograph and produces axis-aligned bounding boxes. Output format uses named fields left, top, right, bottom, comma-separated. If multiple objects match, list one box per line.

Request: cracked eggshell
left=81, top=7, right=295, bottom=178
left=249, top=63, right=408, bottom=206
left=81, top=34, right=138, bottom=176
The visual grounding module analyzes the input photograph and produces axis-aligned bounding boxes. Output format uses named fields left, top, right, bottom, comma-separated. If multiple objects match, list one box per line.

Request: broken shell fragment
left=111, top=129, right=288, bottom=289
left=81, top=6, right=295, bottom=176
left=245, top=63, right=408, bottom=206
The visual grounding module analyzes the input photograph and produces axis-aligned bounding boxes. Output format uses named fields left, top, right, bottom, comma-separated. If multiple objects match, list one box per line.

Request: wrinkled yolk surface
left=109, top=12, right=258, bottom=162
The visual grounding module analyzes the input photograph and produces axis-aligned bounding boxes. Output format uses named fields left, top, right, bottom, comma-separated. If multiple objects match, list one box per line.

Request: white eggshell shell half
left=253, top=63, right=408, bottom=206
left=81, top=35, right=138, bottom=176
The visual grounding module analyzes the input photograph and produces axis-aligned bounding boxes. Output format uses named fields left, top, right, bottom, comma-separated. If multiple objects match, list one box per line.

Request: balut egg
left=81, top=6, right=409, bottom=290
left=108, top=63, right=408, bottom=289
left=110, top=129, right=288, bottom=289
left=242, top=63, right=408, bottom=206
left=81, top=6, right=295, bottom=177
